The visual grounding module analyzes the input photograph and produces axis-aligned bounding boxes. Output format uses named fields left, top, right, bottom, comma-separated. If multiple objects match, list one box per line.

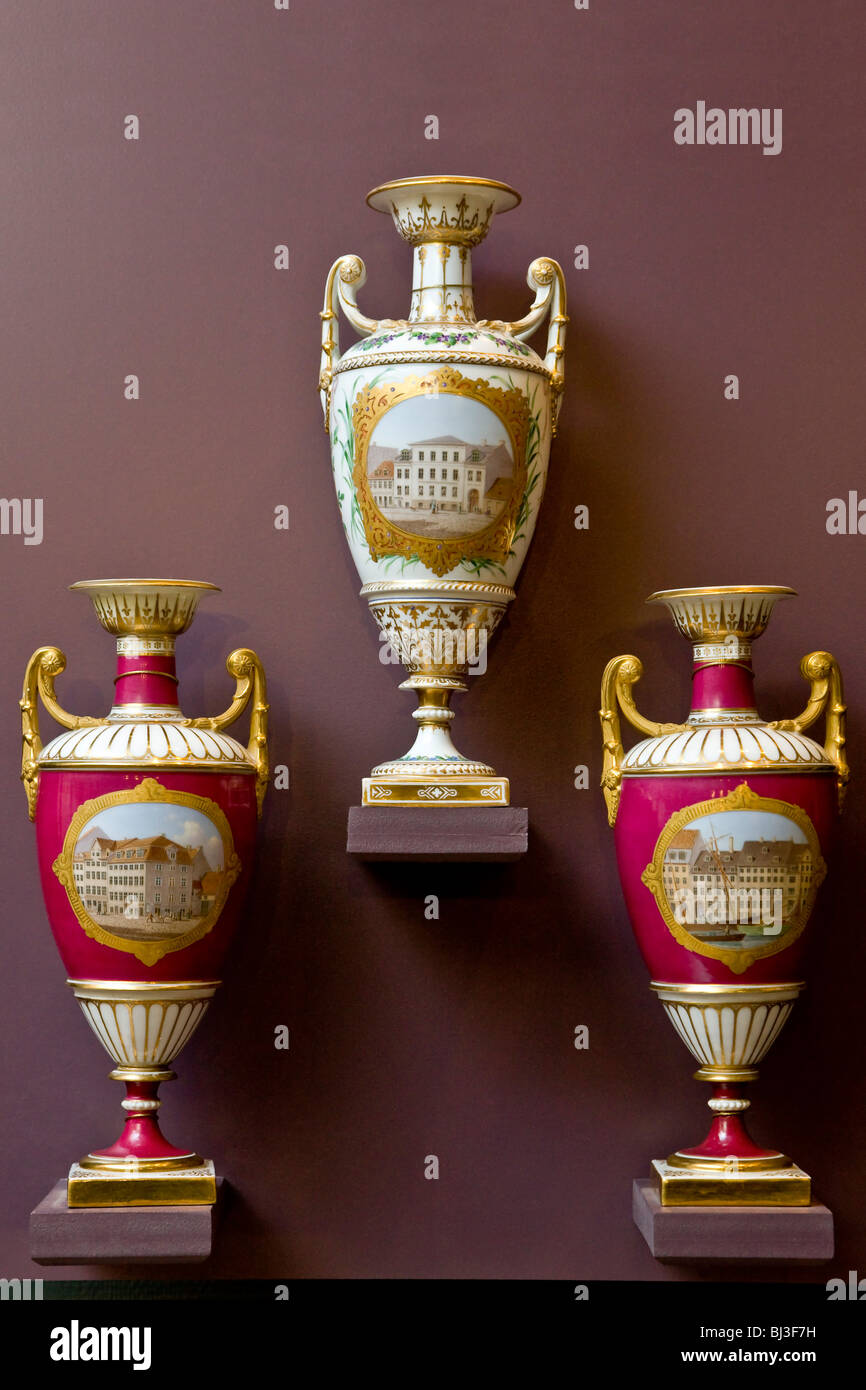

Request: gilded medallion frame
left=641, top=781, right=827, bottom=974
left=351, top=367, right=530, bottom=577
left=53, top=777, right=241, bottom=967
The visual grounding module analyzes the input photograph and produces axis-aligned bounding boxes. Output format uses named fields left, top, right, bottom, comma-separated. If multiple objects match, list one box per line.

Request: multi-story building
left=672, top=830, right=814, bottom=924
left=370, top=459, right=394, bottom=508
left=661, top=828, right=701, bottom=899
left=73, top=830, right=215, bottom=924
left=384, top=434, right=493, bottom=513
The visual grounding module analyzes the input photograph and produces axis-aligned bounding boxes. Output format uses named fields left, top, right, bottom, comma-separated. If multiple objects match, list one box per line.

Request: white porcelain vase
left=319, top=176, right=567, bottom=806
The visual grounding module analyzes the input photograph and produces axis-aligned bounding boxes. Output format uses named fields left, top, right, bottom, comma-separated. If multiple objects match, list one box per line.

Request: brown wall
left=1, top=1, right=863, bottom=1281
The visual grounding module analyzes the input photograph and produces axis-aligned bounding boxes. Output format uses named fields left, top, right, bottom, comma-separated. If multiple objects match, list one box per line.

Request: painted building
left=382, top=434, right=503, bottom=513
left=73, top=831, right=216, bottom=923
left=668, top=832, right=815, bottom=921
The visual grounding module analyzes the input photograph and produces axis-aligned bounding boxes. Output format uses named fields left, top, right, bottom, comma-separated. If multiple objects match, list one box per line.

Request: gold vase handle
left=505, top=258, right=568, bottom=433
left=20, top=647, right=103, bottom=820
left=319, top=255, right=382, bottom=434
left=599, top=655, right=688, bottom=827
left=769, top=651, right=848, bottom=811
left=187, top=649, right=270, bottom=817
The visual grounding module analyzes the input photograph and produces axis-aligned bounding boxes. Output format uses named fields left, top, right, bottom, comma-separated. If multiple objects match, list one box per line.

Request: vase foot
left=67, top=1158, right=217, bottom=1208
left=651, top=1158, right=811, bottom=1206
left=362, top=772, right=509, bottom=806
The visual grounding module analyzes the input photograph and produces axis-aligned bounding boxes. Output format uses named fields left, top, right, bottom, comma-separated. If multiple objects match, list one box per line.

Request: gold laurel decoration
left=351, top=367, right=530, bottom=577
left=52, top=778, right=241, bottom=967
left=640, top=782, right=826, bottom=975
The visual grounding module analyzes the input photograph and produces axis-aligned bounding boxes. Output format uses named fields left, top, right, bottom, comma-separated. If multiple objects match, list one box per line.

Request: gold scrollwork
left=351, top=367, right=530, bottom=578
left=52, top=778, right=241, bottom=967
left=20, top=647, right=104, bottom=820
left=768, top=651, right=848, bottom=813
left=640, top=782, right=826, bottom=975
left=599, top=655, right=688, bottom=826
left=186, top=649, right=270, bottom=817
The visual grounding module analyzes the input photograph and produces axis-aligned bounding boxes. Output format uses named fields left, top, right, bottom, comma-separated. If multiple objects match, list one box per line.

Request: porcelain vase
left=600, top=586, right=847, bottom=1205
left=21, top=579, right=269, bottom=1206
left=319, top=175, right=567, bottom=806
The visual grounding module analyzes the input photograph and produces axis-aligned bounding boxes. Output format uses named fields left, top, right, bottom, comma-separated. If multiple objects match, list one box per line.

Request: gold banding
left=332, top=349, right=552, bottom=380
left=360, top=580, right=515, bottom=599
left=693, top=1065, right=759, bottom=1083
left=667, top=1150, right=789, bottom=1173
left=68, top=979, right=222, bottom=991
left=114, top=670, right=179, bottom=684
left=363, top=775, right=509, bottom=806
left=79, top=1152, right=203, bottom=1173
left=648, top=585, right=797, bottom=601
left=109, top=1067, right=176, bottom=1083
left=650, top=981, right=806, bottom=995
left=366, top=175, right=522, bottom=205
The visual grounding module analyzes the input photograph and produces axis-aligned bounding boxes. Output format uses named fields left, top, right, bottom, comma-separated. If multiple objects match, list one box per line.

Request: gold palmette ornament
left=320, top=176, right=567, bottom=806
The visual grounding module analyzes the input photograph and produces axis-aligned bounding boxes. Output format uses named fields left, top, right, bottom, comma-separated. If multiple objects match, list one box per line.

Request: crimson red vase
left=21, top=580, right=269, bottom=1206
left=600, top=586, right=847, bottom=1205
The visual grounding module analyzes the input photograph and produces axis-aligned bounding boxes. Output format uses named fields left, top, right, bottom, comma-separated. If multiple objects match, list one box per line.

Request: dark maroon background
left=0, top=2, right=863, bottom=1282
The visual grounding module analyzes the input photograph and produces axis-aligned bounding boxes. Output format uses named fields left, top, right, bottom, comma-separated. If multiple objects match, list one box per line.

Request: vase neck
left=409, top=242, right=476, bottom=323
left=111, top=635, right=181, bottom=715
left=689, top=638, right=758, bottom=721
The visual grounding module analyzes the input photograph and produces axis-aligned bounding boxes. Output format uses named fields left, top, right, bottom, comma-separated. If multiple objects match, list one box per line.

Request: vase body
left=601, top=587, right=847, bottom=1204
left=320, top=176, right=567, bottom=805
left=21, top=580, right=269, bottom=1205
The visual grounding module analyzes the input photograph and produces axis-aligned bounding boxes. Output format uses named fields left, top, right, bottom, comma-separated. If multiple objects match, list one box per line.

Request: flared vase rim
left=70, top=579, right=221, bottom=594
left=366, top=175, right=521, bottom=215
left=646, top=585, right=797, bottom=604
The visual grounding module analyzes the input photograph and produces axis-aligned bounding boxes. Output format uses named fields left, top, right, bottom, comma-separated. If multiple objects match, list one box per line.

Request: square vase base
left=30, top=1178, right=224, bottom=1265
left=67, top=1159, right=217, bottom=1208
left=362, top=775, right=509, bottom=807
left=634, top=1178, right=834, bottom=1264
left=652, top=1157, right=811, bottom=1207
left=347, top=805, right=528, bottom=860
